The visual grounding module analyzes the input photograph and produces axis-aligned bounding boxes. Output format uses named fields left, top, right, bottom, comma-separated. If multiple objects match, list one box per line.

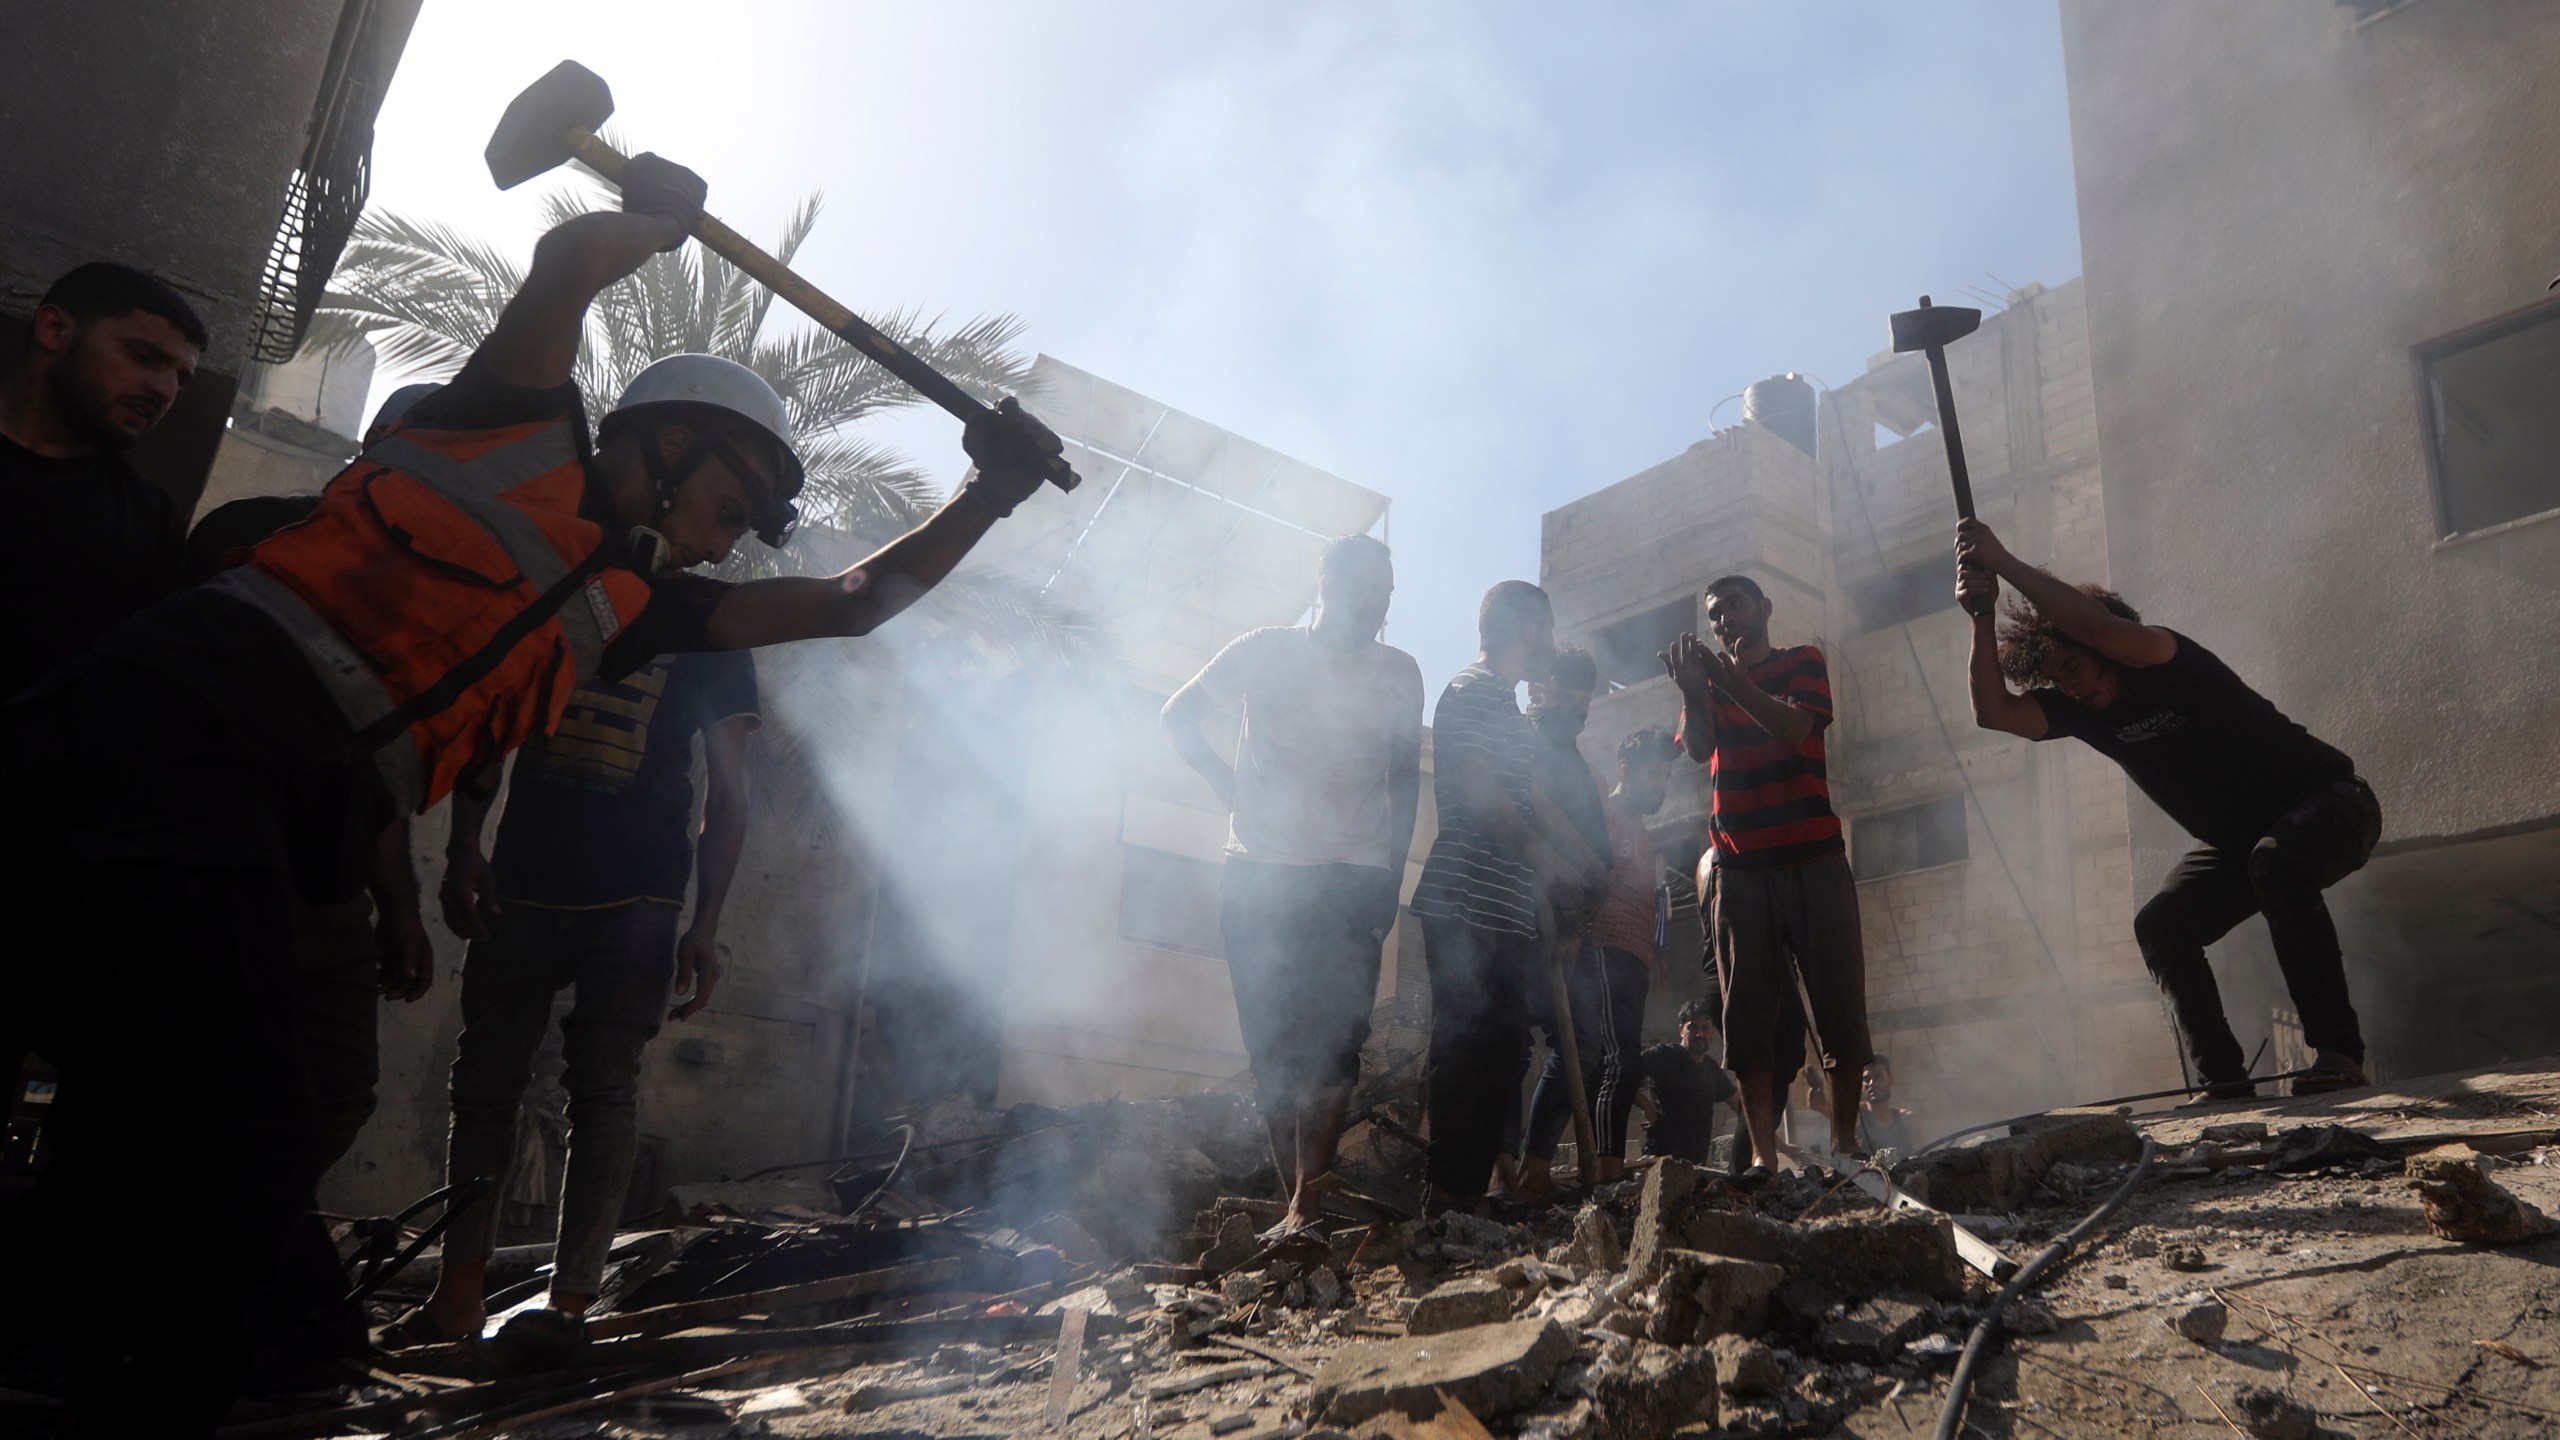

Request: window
left=2419, top=302, right=2560, bottom=536
left=1118, top=845, right=1225, bottom=957
left=1591, top=597, right=1696, bottom=688
left=1853, top=796, right=1968, bottom=879
left=1849, top=556, right=1957, bottom=632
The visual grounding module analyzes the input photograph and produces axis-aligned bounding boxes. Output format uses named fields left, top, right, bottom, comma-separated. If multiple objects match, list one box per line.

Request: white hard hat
left=605, top=354, right=806, bottom=542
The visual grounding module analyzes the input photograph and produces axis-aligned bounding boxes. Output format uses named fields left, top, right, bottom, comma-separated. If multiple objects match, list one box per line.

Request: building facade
left=2060, top=0, right=2560, bottom=1078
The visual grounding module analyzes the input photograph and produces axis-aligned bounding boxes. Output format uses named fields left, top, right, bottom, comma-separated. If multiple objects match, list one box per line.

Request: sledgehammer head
left=1888, top=295, right=1982, bottom=355
left=487, top=60, right=616, bottom=190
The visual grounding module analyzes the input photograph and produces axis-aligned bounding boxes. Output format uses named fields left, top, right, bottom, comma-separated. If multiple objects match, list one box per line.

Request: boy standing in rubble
left=1163, top=534, right=1424, bottom=1238
left=1956, top=519, right=2380, bottom=1098
left=1664, top=574, right=1871, bottom=1184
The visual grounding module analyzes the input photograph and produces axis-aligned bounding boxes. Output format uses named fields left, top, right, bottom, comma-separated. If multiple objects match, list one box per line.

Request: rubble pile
left=196, top=1062, right=2560, bottom=1437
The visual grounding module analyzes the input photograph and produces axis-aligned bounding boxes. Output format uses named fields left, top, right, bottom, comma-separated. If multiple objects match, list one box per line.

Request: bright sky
left=366, top=1, right=2082, bottom=692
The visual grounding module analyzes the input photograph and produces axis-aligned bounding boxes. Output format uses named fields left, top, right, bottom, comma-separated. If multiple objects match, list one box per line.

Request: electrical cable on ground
left=1910, top=1067, right=2322, bottom=1157
left=1935, top=1136, right=2159, bottom=1440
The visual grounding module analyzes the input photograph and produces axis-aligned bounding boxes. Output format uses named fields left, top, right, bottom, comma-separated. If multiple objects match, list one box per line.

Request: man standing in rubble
left=1635, top=998, right=1738, bottom=1166
left=1162, top=534, right=1423, bottom=1238
left=1665, top=574, right=1870, bottom=1184
left=0, top=155, right=1063, bottom=1435
left=1410, top=582, right=1606, bottom=1213
left=387, top=515, right=763, bottom=1350
left=1956, top=520, right=2380, bottom=1098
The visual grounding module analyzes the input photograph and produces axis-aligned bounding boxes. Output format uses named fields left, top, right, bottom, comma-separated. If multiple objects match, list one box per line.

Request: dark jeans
left=1525, top=944, right=1651, bottom=1161
left=1420, top=915, right=1537, bottom=1201
left=0, top=860, right=316, bottom=1438
left=444, top=899, right=677, bottom=1296
left=1221, top=858, right=1399, bottom=1113
left=2135, top=777, right=2382, bottom=1083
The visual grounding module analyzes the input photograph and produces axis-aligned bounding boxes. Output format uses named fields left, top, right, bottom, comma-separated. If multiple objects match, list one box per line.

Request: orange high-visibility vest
left=206, top=415, right=655, bottom=813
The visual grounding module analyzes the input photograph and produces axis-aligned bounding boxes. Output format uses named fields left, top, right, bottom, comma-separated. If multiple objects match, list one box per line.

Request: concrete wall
left=2060, top=0, right=2560, bottom=1076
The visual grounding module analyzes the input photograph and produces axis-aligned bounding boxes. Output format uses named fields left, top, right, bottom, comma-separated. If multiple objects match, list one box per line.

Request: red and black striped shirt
left=1676, top=644, right=1844, bottom=869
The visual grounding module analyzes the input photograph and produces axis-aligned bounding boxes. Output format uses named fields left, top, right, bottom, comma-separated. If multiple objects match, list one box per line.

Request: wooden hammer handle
left=562, top=129, right=1078, bottom=491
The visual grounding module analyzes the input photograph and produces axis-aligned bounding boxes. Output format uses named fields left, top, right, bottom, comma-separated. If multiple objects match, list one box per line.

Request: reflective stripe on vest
left=204, top=563, right=429, bottom=812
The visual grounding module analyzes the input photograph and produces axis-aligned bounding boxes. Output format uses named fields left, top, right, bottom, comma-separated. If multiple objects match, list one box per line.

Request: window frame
left=2413, top=294, right=2560, bottom=540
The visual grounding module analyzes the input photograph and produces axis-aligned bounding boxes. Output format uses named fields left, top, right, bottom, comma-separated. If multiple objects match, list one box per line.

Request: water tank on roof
left=1744, top=373, right=1817, bottom=457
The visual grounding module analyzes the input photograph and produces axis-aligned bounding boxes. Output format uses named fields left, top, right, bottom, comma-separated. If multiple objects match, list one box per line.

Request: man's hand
left=620, top=152, right=707, bottom=252
left=671, top=924, right=724, bottom=1021
left=377, top=905, right=435, bottom=1002
left=440, top=849, right=501, bottom=941
left=961, top=397, right=1065, bottom=515
left=1661, top=632, right=1715, bottom=696
left=1700, top=644, right=1755, bottom=696
left=1955, top=554, right=1999, bottom=615
left=1954, top=517, right=2018, bottom=579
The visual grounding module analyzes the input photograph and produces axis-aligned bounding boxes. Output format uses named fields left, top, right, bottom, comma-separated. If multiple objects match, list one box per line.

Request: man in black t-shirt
left=0, top=262, right=201, bottom=697
left=1957, top=519, right=2382, bottom=1099
left=1636, top=999, right=1738, bottom=1164
left=396, top=648, right=758, bottom=1351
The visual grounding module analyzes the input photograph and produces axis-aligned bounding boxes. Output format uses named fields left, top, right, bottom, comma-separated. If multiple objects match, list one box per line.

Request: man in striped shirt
left=1412, top=581, right=1604, bottom=1210
left=1666, top=574, right=1871, bottom=1184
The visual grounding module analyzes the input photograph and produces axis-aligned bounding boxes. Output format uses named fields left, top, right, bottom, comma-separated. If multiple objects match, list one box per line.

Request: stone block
left=1643, top=1250, right=1786, bottom=1344
left=1589, top=1340, right=1719, bottom=1439
left=1626, top=1159, right=1697, bottom=1283
left=1681, top=1208, right=1967, bottom=1300
left=1571, top=1202, right=1623, bottom=1273
left=1710, top=1335, right=1783, bottom=1395
left=1409, top=1277, right=1514, bottom=1336
left=1309, top=1318, right=1574, bottom=1428
left=1817, top=1293, right=1936, bottom=1362
left=2170, top=1299, right=2227, bottom=1345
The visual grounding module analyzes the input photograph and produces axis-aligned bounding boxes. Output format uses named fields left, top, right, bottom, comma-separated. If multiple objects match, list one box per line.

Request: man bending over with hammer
left=1664, top=575, right=1870, bottom=1185
left=1162, top=534, right=1423, bottom=1239
left=1956, top=520, right=2379, bottom=1098
left=0, top=154, right=1062, bottom=1436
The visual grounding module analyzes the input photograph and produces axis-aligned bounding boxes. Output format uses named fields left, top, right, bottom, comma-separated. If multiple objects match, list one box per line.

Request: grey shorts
left=1706, top=850, right=1872, bottom=1075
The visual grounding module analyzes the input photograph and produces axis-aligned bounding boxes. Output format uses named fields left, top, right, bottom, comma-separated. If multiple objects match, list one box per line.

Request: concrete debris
left=1625, top=1158, right=1696, bottom=1282
left=2233, top=1383, right=2318, bottom=1440
left=1587, top=1339, right=1718, bottom=1439
left=1710, top=1334, right=1785, bottom=1394
left=1893, top=1113, right=2143, bottom=1213
left=1643, top=1250, right=1786, bottom=1344
left=2408, top=1147, right=2560, bottom=1244
left=2163, top=1242, right=2212, bottom=1272
left=1308, top=1317, right=1574, bottom=1427
left=1570, top=1202, right=1622, bottom=1272
left=2006, top=1298, right=2061, bottom=1335
left=2169, top=1298, right=2228, bottom=1344
left=1816, top=1292, right=1937, bottom=1362
left=1408, top=1276, right=1514, bottom=1335
left=1681, top=1207, right=1968, bottom=1299
left=2201, top=1122, right=2271, bottom=1146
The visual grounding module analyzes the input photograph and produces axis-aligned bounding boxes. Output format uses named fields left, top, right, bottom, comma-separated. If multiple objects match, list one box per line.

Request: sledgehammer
left=1887, top=295, right=1988, bottom=615
left=487, top=60, right=1080, bottom=493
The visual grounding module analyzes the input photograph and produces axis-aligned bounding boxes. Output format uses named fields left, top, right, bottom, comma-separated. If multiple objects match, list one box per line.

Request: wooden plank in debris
left=1043, top=1304, right=1089, bottom=1428
left=583, top=1255, right=963, bottom=1340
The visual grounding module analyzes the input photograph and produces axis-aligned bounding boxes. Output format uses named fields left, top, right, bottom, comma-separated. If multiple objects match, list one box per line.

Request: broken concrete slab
left=1680, top=1207, right=1967, bottom=1300
left=1626, top=1159, right=1696, bottom=1283
left=2408, top=1148, right=2560, bottom=1244
left=1891, top=1113, right=2141, bottom=1214
left=1643, top=1250, right=1786, bottom=1344
left=1709, top=1335, right=1783, bottom=1395
left=1308, top=1318, right=1574, bottom=1428
left=1408, top=1276, right=1514, bottom=1335
left=1570, top=1202, right=1622, bottom=1273
left=1588, top=1339, right=1718, bottom=1439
